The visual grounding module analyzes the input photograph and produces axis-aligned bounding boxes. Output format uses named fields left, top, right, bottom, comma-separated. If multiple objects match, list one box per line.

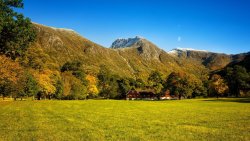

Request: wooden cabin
left=126, top=89, right=178, bottom=100
left=126, top=90, right=157, bottom=100
left=139, top=91, right=157, bottom=100
left=126, top=90, right=140, bottom=100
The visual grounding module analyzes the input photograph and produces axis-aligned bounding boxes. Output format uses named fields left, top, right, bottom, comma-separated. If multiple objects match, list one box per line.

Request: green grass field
left=0, top=98, right=249, bottom=141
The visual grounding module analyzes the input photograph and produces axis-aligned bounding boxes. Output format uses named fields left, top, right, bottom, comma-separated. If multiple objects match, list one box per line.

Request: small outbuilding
left=126, top=90, right=140, bottom=100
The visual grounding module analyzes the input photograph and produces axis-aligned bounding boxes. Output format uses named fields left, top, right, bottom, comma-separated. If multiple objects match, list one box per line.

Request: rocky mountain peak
left=110, top=36, right=144, bottom=49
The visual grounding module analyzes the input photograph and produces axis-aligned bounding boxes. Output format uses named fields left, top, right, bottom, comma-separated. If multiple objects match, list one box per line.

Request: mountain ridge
left=29, top=23, right=209, bottom=80
left=34, top=22, right=249, bottom=56
left=28, top=23, right=249, bottom=80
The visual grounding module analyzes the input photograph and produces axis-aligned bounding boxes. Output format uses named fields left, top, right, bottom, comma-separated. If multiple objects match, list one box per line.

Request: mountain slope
left=168, top=48, right=248, bottom=70
left=30, top=23, right=135, bottom=77
left=28, top=24, right=208, bottom=80
left=109, top=37, right=209, bottom=78
left=227, top=53, right=250, bottom=70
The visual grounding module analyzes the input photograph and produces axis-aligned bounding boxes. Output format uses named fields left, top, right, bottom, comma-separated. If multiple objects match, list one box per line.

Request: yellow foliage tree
left=34, top=69, right=56, bottom=99
left=86, top=75, right=99, bottom=97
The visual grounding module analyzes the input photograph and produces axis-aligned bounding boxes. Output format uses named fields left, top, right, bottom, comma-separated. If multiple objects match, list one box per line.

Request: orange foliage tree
left=0, top=55, right=24, bottom=99
left=210, top=74, right=229, bottom=98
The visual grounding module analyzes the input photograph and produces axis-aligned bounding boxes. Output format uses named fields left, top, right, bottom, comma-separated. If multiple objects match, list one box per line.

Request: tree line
left=1, top=54, right=249, bottom=100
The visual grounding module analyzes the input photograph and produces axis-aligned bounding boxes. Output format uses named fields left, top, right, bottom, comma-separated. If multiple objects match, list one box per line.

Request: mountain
left=111, top=36, right=143, bottom=49
left=227, top=53, right=250, bottom=70
left=111, top=36, right=164, bottom=60
left=168, top=48, right=248, bottom=70
left=30, top=23, right=138, bottom=77
left=27, top=24, right=208, bottom=80
left=26, top=23, right=249, bottom=82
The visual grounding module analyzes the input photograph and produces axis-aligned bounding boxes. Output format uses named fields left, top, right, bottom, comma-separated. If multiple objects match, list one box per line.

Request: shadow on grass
left=203, top=98, right=250, bottom=103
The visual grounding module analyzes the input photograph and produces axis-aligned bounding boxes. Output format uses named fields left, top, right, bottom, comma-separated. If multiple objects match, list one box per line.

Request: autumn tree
left=34, top=69, right=57, bottom=100
left=20, top=47, right=50, bottom=70
left=209, top=74, right=228, bottom=98
left=0, top=55, right=24, bottom=99
left=0, top=0, right=36, bottom=59
left=62, top=72, right=87, bottom=100
left=86, top=75, right=99, bottom=98
left=60, top=61, right=89, bottom=99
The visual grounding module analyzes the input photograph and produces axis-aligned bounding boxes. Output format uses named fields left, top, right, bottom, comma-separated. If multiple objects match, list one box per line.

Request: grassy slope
left=0, top=99, right=249, bottom=141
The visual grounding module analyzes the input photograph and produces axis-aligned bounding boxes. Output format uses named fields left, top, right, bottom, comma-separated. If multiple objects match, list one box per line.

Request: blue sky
left=20, top=0, right=250, bottom=54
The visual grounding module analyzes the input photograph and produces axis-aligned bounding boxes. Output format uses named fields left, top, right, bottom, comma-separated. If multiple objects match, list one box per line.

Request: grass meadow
left=0, top=98, right=249, bottom=141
